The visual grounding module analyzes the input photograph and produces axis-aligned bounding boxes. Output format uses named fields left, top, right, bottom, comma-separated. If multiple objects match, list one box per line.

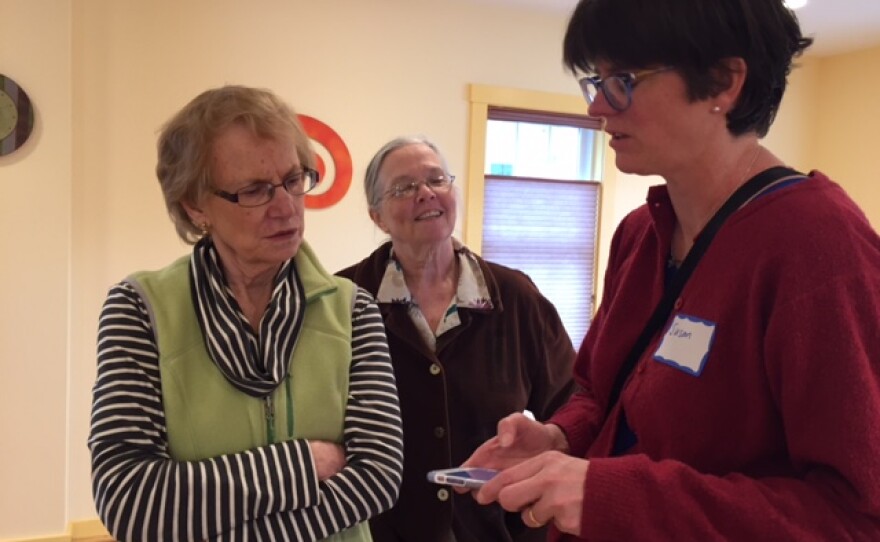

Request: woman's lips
left=268, top=229, right=297, bottom=239
left=415, top=210, right=443, bottom=221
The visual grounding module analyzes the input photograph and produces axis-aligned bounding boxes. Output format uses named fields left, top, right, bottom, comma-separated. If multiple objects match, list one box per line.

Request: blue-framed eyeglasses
left=578, top=67, right=673, bottom=112
left=213, top=166, right=320, bottom=207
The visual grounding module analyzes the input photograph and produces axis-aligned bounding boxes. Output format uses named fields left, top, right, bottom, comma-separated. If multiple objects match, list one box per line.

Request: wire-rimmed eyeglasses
left=383, top=175, right=456, bottom=200
left=213, top=166, right=320, bottom=207
left=578, top=67, right=673, bottom=112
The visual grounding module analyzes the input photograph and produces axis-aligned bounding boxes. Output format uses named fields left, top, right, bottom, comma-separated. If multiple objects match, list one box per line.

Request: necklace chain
left=739, top=145, right=763, bottom=186
left=708, top=145, right=763, bottom=220
left=671, top=145, right=763, bottom=263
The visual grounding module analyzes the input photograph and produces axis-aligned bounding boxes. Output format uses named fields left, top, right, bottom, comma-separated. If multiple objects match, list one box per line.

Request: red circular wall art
left=298, top=115, right=352, bottom=209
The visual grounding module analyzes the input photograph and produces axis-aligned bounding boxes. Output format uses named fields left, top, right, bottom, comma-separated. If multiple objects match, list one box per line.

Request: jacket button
left=429, top=363, right=442, bottom=375
left=434, top=426, right=446, bottom=438
left=437, top=488, right=450, bottom=501
left=674, top=297, right=683, bottom=310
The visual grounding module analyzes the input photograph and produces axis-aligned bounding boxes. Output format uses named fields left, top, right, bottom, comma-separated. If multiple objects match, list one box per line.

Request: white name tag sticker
left=653, top=313, right=717, bottom=376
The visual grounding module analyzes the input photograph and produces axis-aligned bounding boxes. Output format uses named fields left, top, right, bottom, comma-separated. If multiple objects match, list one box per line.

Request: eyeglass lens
left=236, top=170, right=317, bottom=206
left=581, top=76, right=630, bottom=111
left=387, top=176, right=454, bottom=199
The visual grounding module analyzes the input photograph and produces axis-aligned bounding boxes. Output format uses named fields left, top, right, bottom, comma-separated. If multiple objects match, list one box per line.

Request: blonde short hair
left=156, top=85, right=315, bottom=243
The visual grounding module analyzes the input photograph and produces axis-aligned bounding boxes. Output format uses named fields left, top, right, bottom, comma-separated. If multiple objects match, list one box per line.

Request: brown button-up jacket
left=338, top=242, right=576, bottom=542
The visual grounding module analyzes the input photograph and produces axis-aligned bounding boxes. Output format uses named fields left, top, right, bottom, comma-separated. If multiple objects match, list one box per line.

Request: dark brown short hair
left=563, top=0, right=812, bottom=137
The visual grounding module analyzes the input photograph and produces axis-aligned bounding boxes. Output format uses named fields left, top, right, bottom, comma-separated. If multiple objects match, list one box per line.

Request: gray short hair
left=363, top=135, right=450, bottom=212
left=156, top=85, right=315, bottom=243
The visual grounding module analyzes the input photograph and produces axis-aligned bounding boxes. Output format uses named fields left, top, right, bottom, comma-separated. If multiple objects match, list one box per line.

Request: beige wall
left=0, top=0, right=72, bottom=537
left=812, top=44, right=880, bottom=228
left=1, top=0, right=877, bottom=539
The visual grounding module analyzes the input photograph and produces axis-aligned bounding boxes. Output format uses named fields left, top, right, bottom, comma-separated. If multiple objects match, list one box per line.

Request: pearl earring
left=711, top=105, right=722, bottom=113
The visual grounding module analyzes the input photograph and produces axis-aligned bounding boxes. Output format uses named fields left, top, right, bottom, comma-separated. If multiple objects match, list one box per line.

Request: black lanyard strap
left=604, top=166, right=802, bottom=417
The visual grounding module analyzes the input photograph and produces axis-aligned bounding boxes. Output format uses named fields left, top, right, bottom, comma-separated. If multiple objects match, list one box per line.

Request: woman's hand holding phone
left=463, top=413, right=569, bottom=471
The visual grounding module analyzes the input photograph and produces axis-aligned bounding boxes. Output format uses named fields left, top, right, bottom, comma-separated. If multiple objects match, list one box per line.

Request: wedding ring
left=527, top=507, right=544, bottom=528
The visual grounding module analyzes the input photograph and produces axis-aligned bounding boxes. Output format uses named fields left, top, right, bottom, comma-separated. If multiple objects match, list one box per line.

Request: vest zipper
left=265, top=395, right=276, bottom=444
left=285, top=374, right=294, bottom=438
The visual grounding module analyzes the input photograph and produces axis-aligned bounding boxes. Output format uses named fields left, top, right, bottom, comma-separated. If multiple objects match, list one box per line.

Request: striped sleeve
left=89, top=284, right=403, bottom=541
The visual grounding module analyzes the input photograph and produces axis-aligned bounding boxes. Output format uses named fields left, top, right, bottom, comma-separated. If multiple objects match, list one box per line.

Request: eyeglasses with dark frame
left=383, top=174, right=456, bottom=200
left=212, top=166, right=320, bottom=207
left=578, top=66, right=674, bottom=112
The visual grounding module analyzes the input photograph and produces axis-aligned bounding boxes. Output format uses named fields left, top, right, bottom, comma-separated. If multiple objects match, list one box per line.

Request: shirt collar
left=375, top=238, right=494, bottom=311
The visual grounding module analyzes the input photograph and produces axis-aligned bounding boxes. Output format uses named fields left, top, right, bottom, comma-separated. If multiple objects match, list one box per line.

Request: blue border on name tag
left=653, top=313, right=717, bottom=376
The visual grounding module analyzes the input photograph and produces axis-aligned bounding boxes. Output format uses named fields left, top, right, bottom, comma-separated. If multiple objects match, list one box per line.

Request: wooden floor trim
left=3, top=519, right=112, bottom=542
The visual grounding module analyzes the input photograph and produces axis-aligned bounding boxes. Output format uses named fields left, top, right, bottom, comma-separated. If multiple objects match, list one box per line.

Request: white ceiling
left=794, top=0, right=880, bottom=55
left=469, top=0, right=880, bottom=57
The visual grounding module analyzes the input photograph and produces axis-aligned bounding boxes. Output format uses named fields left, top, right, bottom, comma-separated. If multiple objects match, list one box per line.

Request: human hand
left=309, top=441, right=346, bottom=481
left=475, top=451, right=588, bottom=536
left=462, top=412, right=569, bottom=471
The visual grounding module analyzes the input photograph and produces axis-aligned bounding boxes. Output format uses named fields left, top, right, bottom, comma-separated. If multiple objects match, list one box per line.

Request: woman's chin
left=266, top=234, right=302, bottom=260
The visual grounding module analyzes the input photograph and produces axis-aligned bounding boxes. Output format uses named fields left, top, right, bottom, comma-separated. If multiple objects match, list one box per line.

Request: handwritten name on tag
left=653, top=313, right=716, bottom=376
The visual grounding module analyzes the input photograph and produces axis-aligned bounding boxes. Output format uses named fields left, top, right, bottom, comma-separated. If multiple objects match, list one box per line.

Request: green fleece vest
left=130, top=242, right=371, bottom=541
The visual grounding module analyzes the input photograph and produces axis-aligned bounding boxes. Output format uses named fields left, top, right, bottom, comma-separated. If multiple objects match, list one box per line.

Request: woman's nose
left=587, top=91, right=614, bottom=118
left=266, top=185, right=298, bottom=214
left=415, top=182, right=437, bottom=201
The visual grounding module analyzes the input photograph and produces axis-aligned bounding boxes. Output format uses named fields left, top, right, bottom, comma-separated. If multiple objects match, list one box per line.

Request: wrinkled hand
left=309, top=440, right=346, bottom=481
left=475, top=451, right=588, bottom=536
left=462, top=412, right=569, bottom=471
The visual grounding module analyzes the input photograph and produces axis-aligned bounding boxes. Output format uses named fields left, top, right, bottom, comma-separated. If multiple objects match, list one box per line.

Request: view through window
left=481, top=108, right=603, bottom=347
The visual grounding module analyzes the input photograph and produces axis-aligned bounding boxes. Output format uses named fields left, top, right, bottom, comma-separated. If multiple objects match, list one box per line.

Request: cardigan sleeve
left=548, top=212, right=635, bottom=457
left=89, top=284, right=403, bottom=541
left=546, top=314, right=605, bottom=458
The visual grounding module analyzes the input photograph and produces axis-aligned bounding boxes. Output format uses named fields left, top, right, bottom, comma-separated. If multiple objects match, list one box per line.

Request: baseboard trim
left=70, top=519, right=111, bottom=540
left=4, top=519, right=111, bottom=542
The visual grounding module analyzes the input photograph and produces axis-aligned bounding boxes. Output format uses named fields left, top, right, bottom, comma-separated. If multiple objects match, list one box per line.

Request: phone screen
left=426, top=467, right=499, bottom=488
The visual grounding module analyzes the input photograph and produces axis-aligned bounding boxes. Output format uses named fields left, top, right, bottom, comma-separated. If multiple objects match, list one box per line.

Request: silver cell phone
left=426, top=467, right=499, bottom=488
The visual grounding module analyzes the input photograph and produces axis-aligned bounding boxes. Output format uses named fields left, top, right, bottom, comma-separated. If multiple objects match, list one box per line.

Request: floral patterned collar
left=375, top=239, right=493, bottom=350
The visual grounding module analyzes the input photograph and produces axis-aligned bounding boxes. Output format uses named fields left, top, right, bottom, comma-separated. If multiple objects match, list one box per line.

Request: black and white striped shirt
left=89, top=281, right=403, bottom=541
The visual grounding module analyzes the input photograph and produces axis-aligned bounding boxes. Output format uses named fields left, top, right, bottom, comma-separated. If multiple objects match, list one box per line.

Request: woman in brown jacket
left=337, top=135, right=575, bottom=542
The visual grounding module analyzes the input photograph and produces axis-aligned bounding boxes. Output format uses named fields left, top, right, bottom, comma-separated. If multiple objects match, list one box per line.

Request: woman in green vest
left=88, top=85, right=403, bottom=541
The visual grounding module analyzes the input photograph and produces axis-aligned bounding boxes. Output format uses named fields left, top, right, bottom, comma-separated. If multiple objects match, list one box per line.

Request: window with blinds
left=481, top=107, right=603, bottom=347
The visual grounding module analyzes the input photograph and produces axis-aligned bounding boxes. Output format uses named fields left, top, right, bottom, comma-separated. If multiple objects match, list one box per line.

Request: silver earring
left=199, top=222, right=210, bottom=235
left=711, top=105, right=722, bottom=113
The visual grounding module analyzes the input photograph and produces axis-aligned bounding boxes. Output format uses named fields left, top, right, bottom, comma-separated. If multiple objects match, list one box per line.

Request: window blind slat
left=482, top=177, right=599, bottom=345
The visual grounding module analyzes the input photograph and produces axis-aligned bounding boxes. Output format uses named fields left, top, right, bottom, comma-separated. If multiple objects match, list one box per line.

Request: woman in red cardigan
left=463, top=0, right=880, bottom=540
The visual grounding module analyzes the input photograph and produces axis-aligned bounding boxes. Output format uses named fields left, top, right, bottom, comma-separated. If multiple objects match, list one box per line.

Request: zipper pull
left=265, top=395, right=276, bottom=444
